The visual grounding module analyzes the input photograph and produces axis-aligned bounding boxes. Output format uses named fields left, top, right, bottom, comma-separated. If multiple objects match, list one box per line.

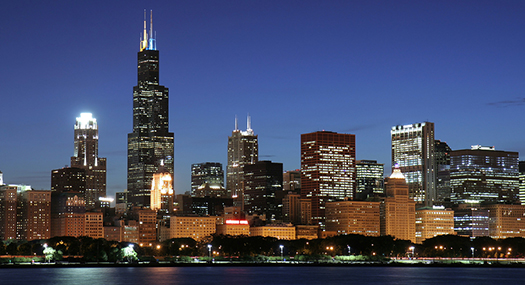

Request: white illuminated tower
left=391, top=122, right=436, bottom=206
left=226, top=116, right=258, bottom=202
left=128, top=11, right=174, bottom=207
left=70, top=113, right=107, bottom=209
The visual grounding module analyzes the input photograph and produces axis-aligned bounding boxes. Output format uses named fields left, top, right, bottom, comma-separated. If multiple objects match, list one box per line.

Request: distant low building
left=170, top=216, right=217, bottom=241
left=325, top=200, right=380, bottom=237
left=216, top=219, right=250, bottom=236
left=487, top=204, right=525, bottom=239
left=250, top=223, right=296, bottom=240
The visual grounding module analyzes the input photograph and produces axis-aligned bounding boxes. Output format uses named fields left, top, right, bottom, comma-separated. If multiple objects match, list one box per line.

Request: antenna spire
left=247, top=114, right=252, bottom=131
left=140, top=9, right=148, bottom=51
left=235, top=115, right=238, bottom=131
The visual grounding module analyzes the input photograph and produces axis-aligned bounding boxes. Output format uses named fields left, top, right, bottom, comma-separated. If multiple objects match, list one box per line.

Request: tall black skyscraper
left=128, top=11, right=174, bottom=207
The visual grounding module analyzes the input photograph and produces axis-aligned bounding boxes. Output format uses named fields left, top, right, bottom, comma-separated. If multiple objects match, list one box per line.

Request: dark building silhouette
left=128, top=12, right=174, bottom=207
left=435, top=140, right=452, bottom=204
left=175, top=194, right=233, bottom=216
left=243, top=161, right=283, bottom=221
left=51, top=167, right=86, bottom=194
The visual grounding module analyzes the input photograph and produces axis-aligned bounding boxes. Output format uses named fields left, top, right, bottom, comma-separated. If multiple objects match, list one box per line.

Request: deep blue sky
left=1, top=1, right=524, bottom=198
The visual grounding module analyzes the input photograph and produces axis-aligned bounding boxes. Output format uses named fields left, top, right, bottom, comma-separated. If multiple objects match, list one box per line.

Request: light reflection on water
left=0, top=266, right=522, bottom=285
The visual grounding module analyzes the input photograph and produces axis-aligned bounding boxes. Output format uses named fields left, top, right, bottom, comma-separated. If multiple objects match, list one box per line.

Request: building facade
left=415, top=206, right=455, bottom=244
left=380, top=167, right=416, bottom=243
left=226, top=116, right=258, bottom=201
left=356, top=160, right=384, bottom=200
left=453, top=205, right=489, bottom=237
left=282, top=192, right=311, bottom=225
left=301, top=131, right=356, bottom=227
left=128, top=13, right=174, bottom=208
left=70, top=113, right=106, bottom=209
left=487, top=204, right=525, bottom=239
left=391, top=122, right=436, bottom=206
left=519, top=161, right=525, bottom=205
left=191, top=162, right=224, bottom=196
left=169, top=216, right=217, bottom=241
left=450, top=146, right=519, bottom=204
left=435, top=140, right=452, bottom=204
left=243, top=161, right=283, bottom=221
left=325, top=200, right=381, bottom=236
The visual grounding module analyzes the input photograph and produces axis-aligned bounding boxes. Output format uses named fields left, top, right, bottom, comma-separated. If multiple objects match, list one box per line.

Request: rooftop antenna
left=140, top=9, right=148, bottom=51
left=247, top=114, right=252, bottom=132
left=235, top=115, right=238, bottom=131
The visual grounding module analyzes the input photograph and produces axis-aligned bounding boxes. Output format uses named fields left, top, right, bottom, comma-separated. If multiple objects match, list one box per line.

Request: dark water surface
left=0, top=266, right=523, bottom=284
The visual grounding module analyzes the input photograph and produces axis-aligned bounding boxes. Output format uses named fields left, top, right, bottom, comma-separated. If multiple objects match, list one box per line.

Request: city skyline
left=1, top=1, right=525, bottom=198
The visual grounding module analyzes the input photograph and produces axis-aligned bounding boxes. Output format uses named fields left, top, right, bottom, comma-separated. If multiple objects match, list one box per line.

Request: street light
left=409, top=246, right=415, bottom=259
left=471, top=247, right=474, bottom=259
left=208, top=244, right=212, bottom=259
left=280, top=245, right=284, bottom=261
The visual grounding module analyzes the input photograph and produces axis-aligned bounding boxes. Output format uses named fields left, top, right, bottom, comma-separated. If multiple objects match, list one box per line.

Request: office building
left=435, top=140, right=452, bottom=204
left=170, top=216, right=217, bottom=241
left=301, top=131, right=356, bottom=227
left=128, top=12, right=174, bottom=207
left=356, top=160, right=384, bottom=200
left=282, top=192, right=311, bottom=225
left=380, top=166, right=416, bottom=243
left=150, top=167, right=174, bottom=215
left=283, top=170, right=301, bottom=191
left=453, top=205, right=489, bottom=237
left=415, top=206, right=455, bottom=244
left=487, top=204, right=525, bottom=239
left=216, top=219, right=250, bottom=236
left=325, top=200, right=381, bottom=236
left=70, top=113, right=106, bottom=209
left=391, top=122, right=436, bottom=206
left=243, top=161, right=283, bottom=221
left=450, top=145, right=519, bottom=204
left=250, top=223, right=296, bottom=240
left=51, top=167, right=86, bottom=194
left=0, top=186, right=18, bottom=240
left=191, top=162, right=224, bottom=196
left=226, top=116, right=258, bottom=201
left=518, top=161, right=525, bottom=205
left=18, top=189, right=52, bottom=241
left=51, top=192, right=86, bottom=238
left=175, top=194, right=233, bottom=217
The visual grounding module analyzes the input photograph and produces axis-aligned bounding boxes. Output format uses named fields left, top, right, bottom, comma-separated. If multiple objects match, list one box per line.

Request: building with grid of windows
left=301, top=131, right=356, bottom=227
left=325, top=200, right=380, bottom=236
left=191, top=162, right=224, bottom=196
left=356, top=160, right=384, bottom=200
left=128, top=13, right=174, bottom=208
left=391, top=122, right=436, bottom=206
left=450, top=145, right=519, bottom=205
left=415, top=206, right=455, bottom=244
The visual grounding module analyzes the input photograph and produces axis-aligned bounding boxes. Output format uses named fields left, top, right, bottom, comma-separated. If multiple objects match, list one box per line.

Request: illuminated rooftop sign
left=225, top=220, right=249, bottom=225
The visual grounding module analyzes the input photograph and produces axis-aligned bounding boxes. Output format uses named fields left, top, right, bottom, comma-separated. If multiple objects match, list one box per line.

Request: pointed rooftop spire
left=140, top=9, right=148, bottom=51
left=234, top=115, right=238, bottom=131
left=390, top=164, right=405, bottom=179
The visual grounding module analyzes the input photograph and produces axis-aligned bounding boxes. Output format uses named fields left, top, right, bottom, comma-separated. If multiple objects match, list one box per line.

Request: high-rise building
left=18, top=189, right=51, bottom=241
left=0, top=186, right=17, bottom=240
left=435, top=140, right=452, bottom=204
left=51, top=192, right=86, bottom=238
left=391, top=122, right=436, bottom=206
left=243, top=161, right=283, bottom=221
left=282, top=192, right=311, bottom=225
left=380, top=166, right=416, bottom=243
left=150, top=168, right=174, bottom=215
left=356, top=160, right=384, bottom=200
left=301, top=131, right=356, bottom=227
left=519, top=161, right=525, bottom=205
left=450, top=145, right=519, bottom=204
left=128, top=12, right=174, bottom=207
left=70, top=113, right=107, bottom=209
left=226, top=116, right=258, bottom=201
left=191, top=162, right=224, bottom=196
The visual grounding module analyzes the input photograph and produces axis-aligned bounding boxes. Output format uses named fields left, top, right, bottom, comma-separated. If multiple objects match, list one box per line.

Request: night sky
left=1, top=1, right=524, bottom=198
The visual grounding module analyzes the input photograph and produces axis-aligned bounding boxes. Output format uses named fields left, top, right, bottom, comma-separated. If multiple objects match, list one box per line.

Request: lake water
left=0, top=266, right=522, bottom=284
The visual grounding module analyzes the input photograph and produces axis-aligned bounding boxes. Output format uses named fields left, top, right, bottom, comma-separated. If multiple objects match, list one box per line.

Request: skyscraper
left=391, top=122, right=436, bottom=206
left=128, top=11, right=174, bottom=207
left=519, top=161, right=525, bottom=205
left=435, top=140, right=452, bottom=204
left=243, top=160, right=283, bottom=221
left=450, top=145, right=519, bottom=204
left=70, top=113, right=106, bottom=209
left=226, top=116, right=258, bottom=200
left=356, top=160, right=384, bottom=200
left=301, top=131, right=356, bottom=227
left=191, top=162, right=224, bottom=196
left=380, top=166, right=416, bottom=243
